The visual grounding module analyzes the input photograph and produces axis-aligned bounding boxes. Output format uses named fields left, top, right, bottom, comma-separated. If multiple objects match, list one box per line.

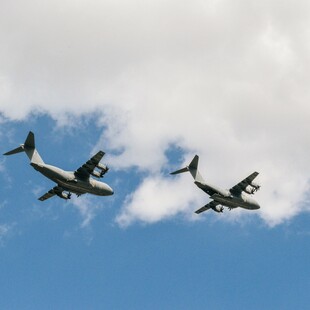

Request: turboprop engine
left=250, top=181, right=260, bottom=191
left=91, top=163, right=109, bottom=178
left=212, top=205, right=224, bottom=213
left=244, top=185, right=256, bottom=195
left=91, top=170, right=104, bottom=178
left=56, top=191, right=71, bottom=200
left=97, top=162, right=108, bottom=172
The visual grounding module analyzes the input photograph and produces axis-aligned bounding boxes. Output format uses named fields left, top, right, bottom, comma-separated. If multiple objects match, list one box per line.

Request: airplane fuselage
left=30, top=162, right=114, bottom=196
left=195, top=181, right=260, bottom=210
left=211, top=193, right=260, bottom=210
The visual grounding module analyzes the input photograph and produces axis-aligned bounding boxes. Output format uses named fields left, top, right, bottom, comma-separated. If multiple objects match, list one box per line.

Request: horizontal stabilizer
left=3, top=131, right=44, bottom=164
left=170, top=167, right=188, bottom=175
left=3, top=145, right=24, bottom=156
left=3, top=131, right=35, bottom=156
left=170, top=155, right=199, bottom=175
left=170, top=154, right=205, bottom=183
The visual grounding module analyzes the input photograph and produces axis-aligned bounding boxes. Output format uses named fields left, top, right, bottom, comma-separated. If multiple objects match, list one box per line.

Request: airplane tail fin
left=170, top=155, right=205, bottom=183
left=4, top=131, right=44, bottom=164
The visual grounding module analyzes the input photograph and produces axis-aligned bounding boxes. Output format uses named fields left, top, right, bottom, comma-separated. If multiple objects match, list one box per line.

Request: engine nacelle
left=97, top=162, right=108, bottom=171
left=244, top=185, right=256, bottom=195
left=212, top=205, right=224, bottom=213
left=96, top=163, right=109, bottom=176
left=250, top=181, right=260, bottom=191
left=56, top=191, right=71, bottom=200
left=91, top=170, right=102, bottom=178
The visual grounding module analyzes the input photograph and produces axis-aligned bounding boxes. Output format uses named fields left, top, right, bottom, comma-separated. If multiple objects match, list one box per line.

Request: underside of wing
left=38, top=187, right=57, bottom=201
left=229, top=171, right=259, bottom=196
left=38, top=186, right=72, bottom=201
left=195, top=200, right=222, bottom=214
left=75, top=151, right=108, bottom=179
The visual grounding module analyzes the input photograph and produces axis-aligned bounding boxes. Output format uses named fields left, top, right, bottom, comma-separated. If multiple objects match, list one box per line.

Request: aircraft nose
left=247, top=197, right=260, bottom=210
left=106, top=185, right=114, bottom=196
left=253, top=201, right=260, bottom=209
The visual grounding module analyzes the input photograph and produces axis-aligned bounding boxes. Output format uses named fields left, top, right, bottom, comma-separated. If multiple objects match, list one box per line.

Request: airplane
left=4, top=131, right=114, bottom=201
left=170, top=155, right=260, bottom=214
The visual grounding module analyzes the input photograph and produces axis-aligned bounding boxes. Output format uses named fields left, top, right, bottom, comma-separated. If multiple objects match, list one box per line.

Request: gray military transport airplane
left=4, top=131, right=114, bottom=201
left=170, top=155, right=260, bottom=213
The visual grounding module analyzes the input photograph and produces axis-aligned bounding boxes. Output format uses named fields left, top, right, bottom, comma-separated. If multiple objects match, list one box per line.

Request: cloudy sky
left=1, top=0, right=310, bottom=309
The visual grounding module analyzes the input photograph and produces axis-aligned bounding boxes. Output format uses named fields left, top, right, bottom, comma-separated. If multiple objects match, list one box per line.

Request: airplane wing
left=74, top=151, right=105, bottom=179
left=38, top=186, right=74, bottom=201
left=229, top=172, right=259, bottom=196
left=38, top=187, right=58, bottom=201
left=195, top=200, right=221, bottom=214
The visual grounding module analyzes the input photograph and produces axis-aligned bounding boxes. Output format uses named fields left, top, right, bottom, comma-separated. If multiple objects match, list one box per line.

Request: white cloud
left=1, top=0, right=310, bottom=226
left=116, top=174, right=201, bottom=227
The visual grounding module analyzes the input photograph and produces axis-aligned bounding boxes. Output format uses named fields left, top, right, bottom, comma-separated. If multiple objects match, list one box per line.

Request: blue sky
left=1, top=0, right=310, bottom=309
left=1, top=117, right=310, bottom=310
